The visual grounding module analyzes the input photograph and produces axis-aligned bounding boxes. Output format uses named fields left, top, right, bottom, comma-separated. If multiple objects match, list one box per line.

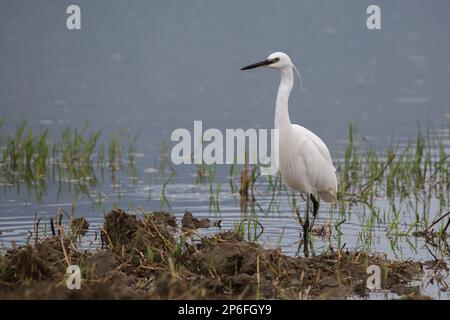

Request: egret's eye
left=272, top=57, right=280, bottom=63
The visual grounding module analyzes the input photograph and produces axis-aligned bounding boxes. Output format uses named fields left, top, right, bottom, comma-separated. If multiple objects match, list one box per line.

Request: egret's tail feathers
left=318, top=190, right=337, bottom=203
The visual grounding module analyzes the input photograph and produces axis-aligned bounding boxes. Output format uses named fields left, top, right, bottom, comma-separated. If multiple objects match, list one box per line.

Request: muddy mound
left=150, top=211, right=177, bottom=228
left=102, top=209, right=138, bottom=248
left=186, top=232, right=267, bottom=275
left=1, top=276, right=145, bottom=300
left=0, top=208, right=429, bottom=300
left=182, top=231, right=424, bottom=299
left=182, top=211, right=211, bottom=230
left=102, top=209, right=177, bottom=260
left=0, top=239, right=143, bottom=298
left=138, top=212, right=177, bottom=254
left=70, top=217, right=89, bottom=236
left=0, top=237, right=78, bottom=284
left=2, top=246, right=53, bottom=283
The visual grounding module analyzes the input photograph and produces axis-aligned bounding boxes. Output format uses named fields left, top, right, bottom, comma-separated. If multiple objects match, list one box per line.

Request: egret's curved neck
left=275, top=67, right=294, bottom=130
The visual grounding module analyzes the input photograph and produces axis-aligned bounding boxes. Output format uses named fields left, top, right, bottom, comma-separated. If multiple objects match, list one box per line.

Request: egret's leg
left=303, top=196, right=310, bottom=256
left=310, top=194, right=319, bottom=228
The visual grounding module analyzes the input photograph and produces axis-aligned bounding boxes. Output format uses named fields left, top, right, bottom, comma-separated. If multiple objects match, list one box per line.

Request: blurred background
left=1, top=0, right=449, bottom=156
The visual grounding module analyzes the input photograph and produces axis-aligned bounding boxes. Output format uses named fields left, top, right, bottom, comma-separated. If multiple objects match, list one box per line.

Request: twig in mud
left=256, top=220, right=264, bottom=240
left=56, top=224, right=71, bottom=267
left=354, top=250, right=365, bottom=262
left=100, top=226, right=112, bottom=249
left=334, top=219, right=346, bottom=236
left=295, top=239, right=304, bottom=257
left=295, top=207, right=303, bottom=227
left=58, top=208, right=72, bottom=221
left=33, top=213, right=41, bottom=246
left=256, top=255, right=260, bottom=300
left=413, top=211, right=450, bottom=241
left=426, top=211, right=450, bottom=233
left=443, top=219, right=450, bottom=234
left=50, top=218, right=56, bottom=237
left=424, top=244, right=438, bottom=261
left=56, top=210, right=63, bottom=237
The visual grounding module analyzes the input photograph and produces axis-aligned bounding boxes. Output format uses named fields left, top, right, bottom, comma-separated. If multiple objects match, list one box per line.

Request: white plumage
left=241, top=51, right=337, bottom=253
left=280, top=124, right=337, bottom=202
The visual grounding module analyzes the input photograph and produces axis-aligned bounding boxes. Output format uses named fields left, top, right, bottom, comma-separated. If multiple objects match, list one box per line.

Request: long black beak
left=240, top=59, right=273, bottom=70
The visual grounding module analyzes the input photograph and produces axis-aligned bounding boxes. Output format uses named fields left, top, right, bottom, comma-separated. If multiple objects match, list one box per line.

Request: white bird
left=241, top=52, right=337, bottom=253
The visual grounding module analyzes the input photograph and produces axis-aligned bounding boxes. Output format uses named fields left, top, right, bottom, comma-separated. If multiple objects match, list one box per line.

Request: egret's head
left=240, top=52, right=292, bottom=71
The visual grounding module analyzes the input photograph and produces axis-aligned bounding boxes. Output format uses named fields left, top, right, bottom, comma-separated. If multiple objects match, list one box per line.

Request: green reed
left=0, top=120, right=140, bottom=201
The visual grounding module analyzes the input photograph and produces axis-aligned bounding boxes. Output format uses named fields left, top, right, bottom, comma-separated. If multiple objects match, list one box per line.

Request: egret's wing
left=290, top=124, right=337, bottom=202
left=291, top=124, right=334, bottom=169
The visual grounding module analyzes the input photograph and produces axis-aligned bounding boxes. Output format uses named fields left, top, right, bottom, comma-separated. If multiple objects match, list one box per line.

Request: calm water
left=0, top=1, right=449, bottom=299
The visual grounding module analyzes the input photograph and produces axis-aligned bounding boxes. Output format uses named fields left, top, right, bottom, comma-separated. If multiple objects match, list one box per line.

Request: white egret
left=240, top=52, right=337, bottom=253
